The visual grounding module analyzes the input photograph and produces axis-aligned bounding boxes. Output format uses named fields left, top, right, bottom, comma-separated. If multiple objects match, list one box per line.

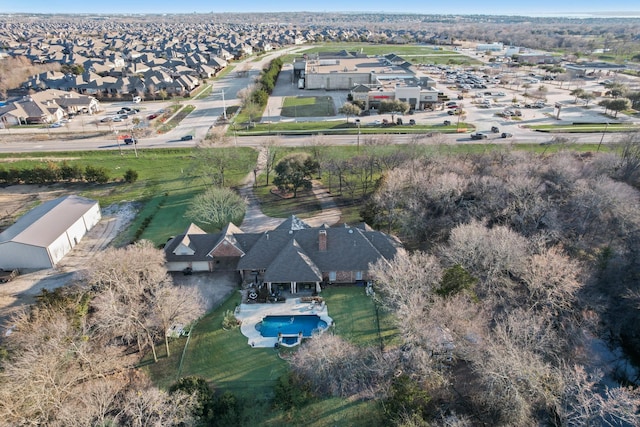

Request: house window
left=356, top=271, right=363, bottom=281
left=329, top=271, right=336, bottom=282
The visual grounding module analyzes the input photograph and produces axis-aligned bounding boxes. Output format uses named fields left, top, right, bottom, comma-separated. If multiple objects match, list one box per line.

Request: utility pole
left=597, top=122, right=609, bottom=152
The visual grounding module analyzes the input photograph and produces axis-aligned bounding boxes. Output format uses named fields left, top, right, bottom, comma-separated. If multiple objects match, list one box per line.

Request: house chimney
left=318, top=229, right=327, bottom=251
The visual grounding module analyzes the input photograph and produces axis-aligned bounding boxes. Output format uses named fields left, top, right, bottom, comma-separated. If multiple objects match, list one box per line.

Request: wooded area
left=0, top=242, right=205, bottom=425
left=284, top=136, right=640, bottom=425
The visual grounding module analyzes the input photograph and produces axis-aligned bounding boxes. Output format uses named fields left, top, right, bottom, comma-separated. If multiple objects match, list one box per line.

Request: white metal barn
left=0, top=195, right=101, bottom=270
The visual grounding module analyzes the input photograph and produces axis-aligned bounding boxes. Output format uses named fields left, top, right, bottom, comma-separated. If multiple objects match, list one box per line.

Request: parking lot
left=266, top=60, right=638, bottom=140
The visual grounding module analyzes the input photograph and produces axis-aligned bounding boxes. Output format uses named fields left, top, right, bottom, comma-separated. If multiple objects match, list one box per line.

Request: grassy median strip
left=526, top=123, right=639, bottom=133
left=235, top=120, right=473, bottom=136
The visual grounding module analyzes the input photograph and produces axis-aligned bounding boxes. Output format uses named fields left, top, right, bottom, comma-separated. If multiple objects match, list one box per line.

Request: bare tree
left=441, top=220, right=529, bottom=293
left=120, top=378, right=198, bottom=427
left=89, top=241, right=203, bottom=362
left=289, top=333, right=396, bottom=399
left=260, top=138, right=279, bottom=186
left=190, top=145, right=237, bottom=186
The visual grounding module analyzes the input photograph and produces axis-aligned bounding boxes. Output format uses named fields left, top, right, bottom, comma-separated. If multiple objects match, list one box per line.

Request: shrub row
left=0, top=161, right=111, bottom=184
left=251, top=57, right=283, bottom=107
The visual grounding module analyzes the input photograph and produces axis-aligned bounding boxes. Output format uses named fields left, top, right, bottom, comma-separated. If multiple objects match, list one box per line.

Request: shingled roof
left=263, top=239, right=322, bottom=283
left=165, top=215, right=402, bottom=281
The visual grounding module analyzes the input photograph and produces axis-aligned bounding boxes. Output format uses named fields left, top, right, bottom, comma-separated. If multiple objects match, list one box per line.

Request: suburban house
left=164, top=216, right=404, bottom=294
left=0, top=89, right=101, bottom=126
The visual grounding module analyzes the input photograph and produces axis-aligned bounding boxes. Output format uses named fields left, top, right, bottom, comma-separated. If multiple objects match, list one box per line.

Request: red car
left=147, top=114, right=158, bottom=120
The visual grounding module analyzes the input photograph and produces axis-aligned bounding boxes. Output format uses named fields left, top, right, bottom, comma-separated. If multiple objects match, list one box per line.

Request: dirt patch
left=0, top=184, right=74, bottom=231
left=171, top=271, right=241, bottom=312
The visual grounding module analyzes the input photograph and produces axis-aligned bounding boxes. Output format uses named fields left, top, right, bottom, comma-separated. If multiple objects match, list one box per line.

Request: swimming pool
left=256, top=315, right=328, bottom=338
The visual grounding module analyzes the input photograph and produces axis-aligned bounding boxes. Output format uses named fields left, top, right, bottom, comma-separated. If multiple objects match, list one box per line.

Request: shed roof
left=0, top=195, right=99, bottom=248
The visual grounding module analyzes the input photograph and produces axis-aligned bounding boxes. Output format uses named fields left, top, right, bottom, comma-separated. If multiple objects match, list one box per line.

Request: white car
left=49, top=122, right=62, bottom=128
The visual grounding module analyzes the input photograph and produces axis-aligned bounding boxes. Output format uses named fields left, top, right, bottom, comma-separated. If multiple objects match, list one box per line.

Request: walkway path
left=239, top=146, right=341, bottom=232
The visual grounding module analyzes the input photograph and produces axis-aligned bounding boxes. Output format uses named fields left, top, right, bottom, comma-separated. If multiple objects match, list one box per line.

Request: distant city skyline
left=2, top=1, right=639, bottom=17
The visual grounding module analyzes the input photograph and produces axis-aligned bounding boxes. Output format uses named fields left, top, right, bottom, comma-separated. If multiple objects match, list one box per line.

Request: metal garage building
left=0, top=195, right=101, bottom=270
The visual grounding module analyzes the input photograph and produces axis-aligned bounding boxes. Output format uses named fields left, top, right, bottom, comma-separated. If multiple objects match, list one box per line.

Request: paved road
left=0, top=46, right=637, bottom=153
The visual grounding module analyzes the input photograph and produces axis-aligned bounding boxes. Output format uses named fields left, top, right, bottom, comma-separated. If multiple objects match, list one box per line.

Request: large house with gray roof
left=164, top=215, right=403, bottom=294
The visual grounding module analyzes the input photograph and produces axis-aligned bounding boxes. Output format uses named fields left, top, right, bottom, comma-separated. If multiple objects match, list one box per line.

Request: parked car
left=501, top=132, right=513, bottom=138
left=448, top=108, right=462, bottom=115
left=443, top=120, right=451, bottom=126
left=470, top=132, right=488, bottom=140
left=124, top=137, right=136, bottom=145
left=49, top=122, right=62, bottom=128
left=491, top=126, right=500, bottom=133
left=408, top=119, right=416, bottom=125
left=180, top=135, right=194, bottom=141
left=147, top=113, right=158, bottom=120
left=112, top=117, right=123, bottom=122
left=100, top=117, right=112, bottom=122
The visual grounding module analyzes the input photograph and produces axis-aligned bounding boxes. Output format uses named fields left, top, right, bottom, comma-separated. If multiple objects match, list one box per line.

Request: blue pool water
left=256, top=315, right=328, bottom=337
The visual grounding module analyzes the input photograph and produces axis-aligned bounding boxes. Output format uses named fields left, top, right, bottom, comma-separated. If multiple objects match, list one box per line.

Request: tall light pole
left=211, top=89, right=227, bottom=121
left=222, top=89, right=227, bottom=120
left=356, top=119, right=361, bottom=152
left=114, top=130, right=122, bottom=155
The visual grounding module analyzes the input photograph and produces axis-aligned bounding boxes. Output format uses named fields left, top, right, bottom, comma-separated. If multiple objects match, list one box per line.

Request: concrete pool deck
left=236, top=298, right=333, bottom=348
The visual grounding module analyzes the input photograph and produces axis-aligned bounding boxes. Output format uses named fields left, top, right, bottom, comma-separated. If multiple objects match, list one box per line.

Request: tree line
left=0, top=161, right=139, bottom=185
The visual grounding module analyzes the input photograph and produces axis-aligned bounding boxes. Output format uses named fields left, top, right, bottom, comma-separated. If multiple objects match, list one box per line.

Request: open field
left=281, top=96, right=336, bottom=117
left=0, top=147, right=258, bottom=245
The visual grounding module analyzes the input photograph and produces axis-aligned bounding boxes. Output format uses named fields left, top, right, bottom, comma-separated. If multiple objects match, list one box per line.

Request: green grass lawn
left=526, top=123, right=639, bottom=133
left=0, top=147, right=258, bottom=246
left=236, top=119, right=473, bottom=136
left=253, top=180, right=322, bottom=219
left=281, top=96, right=336, bottom=118
left=145, top=286, right=396, bottom=425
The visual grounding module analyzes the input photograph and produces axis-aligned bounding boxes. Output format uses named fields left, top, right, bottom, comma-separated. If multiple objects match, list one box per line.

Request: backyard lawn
left=145, top=286, right=397, bottom=425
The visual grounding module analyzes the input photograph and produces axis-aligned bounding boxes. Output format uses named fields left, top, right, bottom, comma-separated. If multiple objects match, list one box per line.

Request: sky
left=1, top=1, right=639, bottom=17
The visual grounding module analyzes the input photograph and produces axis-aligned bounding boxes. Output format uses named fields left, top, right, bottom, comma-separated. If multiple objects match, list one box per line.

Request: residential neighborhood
left=1, top=10, right=640, bottom=427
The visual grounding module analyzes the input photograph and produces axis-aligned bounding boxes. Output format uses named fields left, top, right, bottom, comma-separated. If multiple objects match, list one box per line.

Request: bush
left=84, top=165, right=109, bottom=183
left=169, top=376, right=215, bottom=421
left=124, top=168, right=139, bottom=183
left=222, top=309, right=241, bottom=330
left=384, top=374, right=430, bottom=424
left=273, top=372, right=313, bottom=410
